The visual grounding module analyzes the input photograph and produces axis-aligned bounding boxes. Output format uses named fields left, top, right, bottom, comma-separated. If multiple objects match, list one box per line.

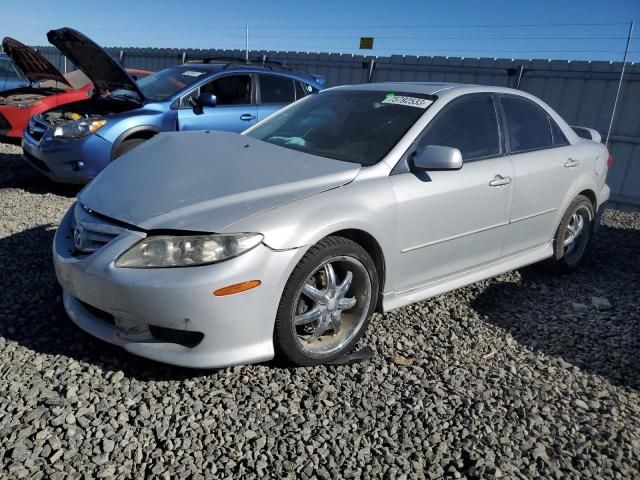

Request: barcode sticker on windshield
left=382, top=95, right=433, bottom=109
left=182, top=70, right=205, bottom=77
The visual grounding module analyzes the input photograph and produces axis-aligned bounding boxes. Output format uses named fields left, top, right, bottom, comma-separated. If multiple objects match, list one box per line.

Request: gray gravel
left=1, top=142, right=639, bottom=479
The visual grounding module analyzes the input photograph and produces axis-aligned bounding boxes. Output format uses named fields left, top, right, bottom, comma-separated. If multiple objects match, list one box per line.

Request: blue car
left=0, top=53, right=29, bottom=92
left=22, top=28, right=324, bottom=183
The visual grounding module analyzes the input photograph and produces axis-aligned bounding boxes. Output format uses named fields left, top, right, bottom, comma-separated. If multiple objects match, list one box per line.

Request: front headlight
left=53, top=119, right=107, bottom=139
left=114, top=233, right=263, bottom=268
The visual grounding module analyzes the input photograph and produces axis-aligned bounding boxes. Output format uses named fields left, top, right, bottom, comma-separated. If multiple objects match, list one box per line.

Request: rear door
left=391, top=93, right=514, bottom=290
left=177, top=74, right=257, bottom=132
left=256, top=73, right=297, bottom=121
left=499, top=95, right=578, bottom=256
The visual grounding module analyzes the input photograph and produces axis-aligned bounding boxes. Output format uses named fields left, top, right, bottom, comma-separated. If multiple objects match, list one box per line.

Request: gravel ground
left=0, top=142, right=639, bottom=479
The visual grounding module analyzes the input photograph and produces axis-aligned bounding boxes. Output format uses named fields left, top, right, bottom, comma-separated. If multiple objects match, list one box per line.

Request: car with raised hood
left=0, top=36, right=151, bottom=142
left=22, top=28, right=324, bottom=184
left=53, top=82, right=611, bottom=368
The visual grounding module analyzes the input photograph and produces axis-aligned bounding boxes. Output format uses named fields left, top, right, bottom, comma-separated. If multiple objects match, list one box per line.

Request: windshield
left=246, top=90, right=434, bottom=165
left=135, top=66, right=210, bottom=101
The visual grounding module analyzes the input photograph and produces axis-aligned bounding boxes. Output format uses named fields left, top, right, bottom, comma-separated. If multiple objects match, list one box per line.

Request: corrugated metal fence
left=35, top=46, right=640, bottom=208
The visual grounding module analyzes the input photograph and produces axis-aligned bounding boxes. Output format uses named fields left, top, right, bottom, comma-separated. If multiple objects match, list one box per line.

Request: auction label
left=182, top=70, right=206, bottom=77
left=382, top=94, right=433, bottom=109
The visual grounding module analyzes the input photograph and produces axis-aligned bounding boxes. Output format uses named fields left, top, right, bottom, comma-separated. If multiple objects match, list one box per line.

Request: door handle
left=564, top=158, right=581, bottom=168
left=489, top=175, right=512, bottom=187
left=240, top=114, right=256, bottom=121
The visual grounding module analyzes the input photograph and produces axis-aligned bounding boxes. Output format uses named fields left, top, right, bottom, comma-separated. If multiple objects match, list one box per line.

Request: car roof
left=329, top=81, right=530, bottom=97
left=173, top=62, right=322, bottom=86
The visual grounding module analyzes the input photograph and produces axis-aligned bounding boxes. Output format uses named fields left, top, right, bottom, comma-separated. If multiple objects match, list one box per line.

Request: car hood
left=1, top=37, right=71, bottom=88
left=79, top=131, right=360, bottom=232
left=47, top=28, right=144, bottom=100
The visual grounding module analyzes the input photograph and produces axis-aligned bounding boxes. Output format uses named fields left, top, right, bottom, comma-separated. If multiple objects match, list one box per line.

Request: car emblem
left=73, top=223, right=86, bottom=251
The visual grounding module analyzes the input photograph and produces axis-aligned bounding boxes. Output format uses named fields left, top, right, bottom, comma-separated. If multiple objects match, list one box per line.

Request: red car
left=0, top=37, right=150, bottom=142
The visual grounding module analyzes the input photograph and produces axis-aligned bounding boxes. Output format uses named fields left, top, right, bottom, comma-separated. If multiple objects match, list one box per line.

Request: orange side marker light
left=213, top=280, right=262, bottom=297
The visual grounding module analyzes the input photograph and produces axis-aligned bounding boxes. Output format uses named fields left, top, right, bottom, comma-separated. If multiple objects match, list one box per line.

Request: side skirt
left=382, top=241, right=553, bottom=312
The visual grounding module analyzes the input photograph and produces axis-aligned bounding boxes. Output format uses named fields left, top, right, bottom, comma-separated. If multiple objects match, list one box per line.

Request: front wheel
left=274, top=236, right=378, bottom=366
left=546, top=194, right=594, bottom=273
left=112, top=137, right=147, bottom=160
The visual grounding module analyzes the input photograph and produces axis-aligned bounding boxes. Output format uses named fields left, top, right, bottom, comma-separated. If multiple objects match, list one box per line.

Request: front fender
left=222, top=176, right=402, bottom=291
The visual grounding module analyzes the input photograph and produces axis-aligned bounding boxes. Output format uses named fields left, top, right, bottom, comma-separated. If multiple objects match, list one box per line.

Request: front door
left=178, top=74, right=257, bottom=132
left=391, top=94, right=514, bottom=291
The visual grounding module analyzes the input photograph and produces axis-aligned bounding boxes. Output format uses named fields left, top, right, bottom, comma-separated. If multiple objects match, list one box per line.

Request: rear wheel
left=546, top=194, right=594, bottom=273
left=274, top=236, right=378, bottom=366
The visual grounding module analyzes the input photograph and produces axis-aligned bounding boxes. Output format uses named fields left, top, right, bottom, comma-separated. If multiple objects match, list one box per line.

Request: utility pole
left=606, top=20, right=634, bottom=147
left=245, top=25, right=249, bottom=63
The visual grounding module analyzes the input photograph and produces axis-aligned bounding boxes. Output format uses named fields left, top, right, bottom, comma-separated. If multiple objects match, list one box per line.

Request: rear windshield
left=246, top=90, right=434, bottom=165
left=136, top=67, right=211, bottom=101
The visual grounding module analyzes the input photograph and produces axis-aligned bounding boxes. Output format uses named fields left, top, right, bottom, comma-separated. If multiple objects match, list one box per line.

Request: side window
left=203, top=75, right=251, bottom=105
left=179, top=74, right=252, bottom=108
left=259, top=75, right=295, bottom=104
left=501, top=96, right=553, bottom=152
left=419, top=94, right=500, bottom=161
left=549, top=118, right=569, bottom=146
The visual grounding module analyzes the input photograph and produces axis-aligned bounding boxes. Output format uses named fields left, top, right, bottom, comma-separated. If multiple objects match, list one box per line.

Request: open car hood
left=46, top=27, right=145, bottom=100
left=1, top=37, right=71, bottom=88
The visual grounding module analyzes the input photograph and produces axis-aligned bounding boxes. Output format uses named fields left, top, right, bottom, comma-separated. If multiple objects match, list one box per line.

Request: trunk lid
left=79, top=131, right=360, bottom=232
left=46, top=28, right=145, bottom=101
left=1, top=37, right=71, bottom=88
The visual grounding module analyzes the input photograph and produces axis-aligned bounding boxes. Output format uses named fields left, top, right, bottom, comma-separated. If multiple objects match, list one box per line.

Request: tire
left=274, top=236, right=378, bottom=366
left=112, top=137, right=147, bottom=160
left=545, top=194, right=595, bottom=273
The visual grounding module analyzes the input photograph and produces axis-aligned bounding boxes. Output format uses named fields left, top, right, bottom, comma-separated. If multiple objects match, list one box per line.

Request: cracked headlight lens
left=115, top=233, right=263, bottom=268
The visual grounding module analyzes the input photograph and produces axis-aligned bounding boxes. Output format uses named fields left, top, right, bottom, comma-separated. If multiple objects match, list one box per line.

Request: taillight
left=607, top=154, right=614, bottom=168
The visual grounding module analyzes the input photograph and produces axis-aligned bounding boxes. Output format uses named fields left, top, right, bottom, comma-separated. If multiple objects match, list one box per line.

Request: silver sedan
left=53, top=82, right=611, bottom=367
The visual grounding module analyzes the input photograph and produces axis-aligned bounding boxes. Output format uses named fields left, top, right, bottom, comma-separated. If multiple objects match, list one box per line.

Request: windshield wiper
left=110, top=92, right=143, bottom=104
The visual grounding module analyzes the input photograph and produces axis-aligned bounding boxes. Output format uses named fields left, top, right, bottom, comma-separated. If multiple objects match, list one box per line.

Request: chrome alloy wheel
left=292, top=256, right=372, bottom=357
left=563, top=205, right=592, bottom=264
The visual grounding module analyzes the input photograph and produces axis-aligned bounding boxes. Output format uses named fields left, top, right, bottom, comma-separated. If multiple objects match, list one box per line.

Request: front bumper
left=22, top=128, right=113, bottom=184
left=53, top=206, right=305, bottom=368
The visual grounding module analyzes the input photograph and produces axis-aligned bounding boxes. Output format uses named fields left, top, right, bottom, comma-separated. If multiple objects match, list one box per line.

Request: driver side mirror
left=190, top=92, right=217, bottom=115
left=412, top=145, right=463, bottom=171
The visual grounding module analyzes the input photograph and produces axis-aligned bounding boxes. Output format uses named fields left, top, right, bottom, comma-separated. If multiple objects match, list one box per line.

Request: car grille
left=0, top=112, right=10, bottom=131
left=72, top=204, right=126, bottom=254
left=27, top=116, right=48, bottom=142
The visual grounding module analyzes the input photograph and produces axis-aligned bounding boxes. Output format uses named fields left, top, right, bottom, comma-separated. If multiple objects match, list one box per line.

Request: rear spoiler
left=310, top=74, right=326, bottom=88
left=572, top=126, right=602, bottom=143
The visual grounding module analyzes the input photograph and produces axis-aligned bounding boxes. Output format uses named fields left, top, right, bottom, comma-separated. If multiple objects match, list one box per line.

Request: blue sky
left=1, top=0, right=639, bottom=62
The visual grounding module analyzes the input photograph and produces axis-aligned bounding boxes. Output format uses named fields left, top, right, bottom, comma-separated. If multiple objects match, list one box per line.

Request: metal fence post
left=367, top=58, right=376, bottom=83
left=605, top=21, right=634, bottom=147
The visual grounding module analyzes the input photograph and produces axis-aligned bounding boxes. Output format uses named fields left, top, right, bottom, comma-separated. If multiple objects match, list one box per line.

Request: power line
left=247, top=22, right=630, bottom=29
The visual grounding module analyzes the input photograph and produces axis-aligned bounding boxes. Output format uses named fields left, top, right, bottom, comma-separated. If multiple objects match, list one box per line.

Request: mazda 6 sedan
left=53, top=82, right=611, bottom=368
